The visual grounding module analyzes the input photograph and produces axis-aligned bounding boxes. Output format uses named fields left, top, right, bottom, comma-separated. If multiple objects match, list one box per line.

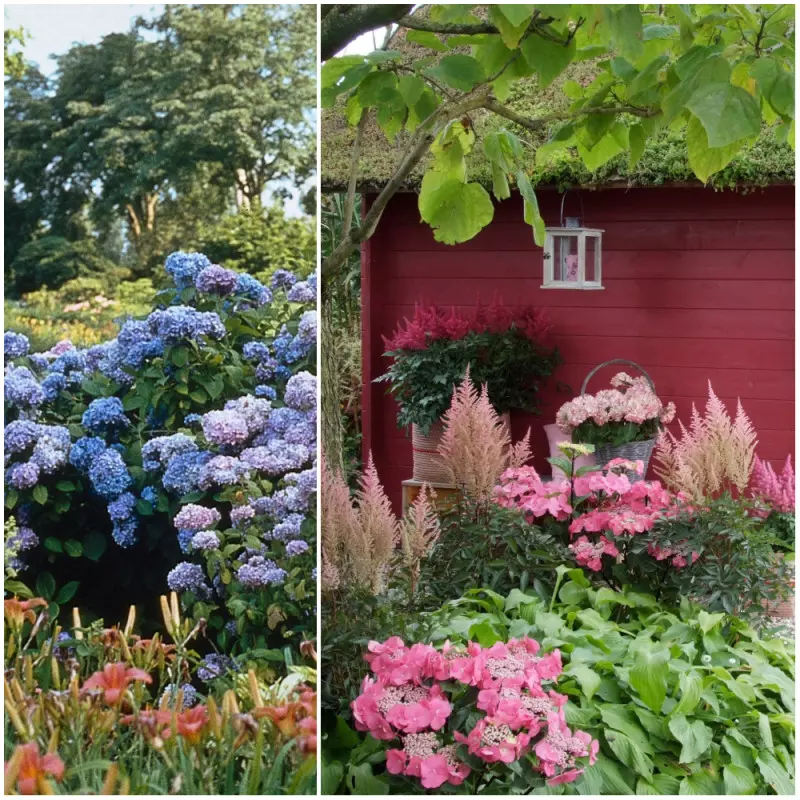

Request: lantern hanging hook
left=560, top=189, right=585, bottom=228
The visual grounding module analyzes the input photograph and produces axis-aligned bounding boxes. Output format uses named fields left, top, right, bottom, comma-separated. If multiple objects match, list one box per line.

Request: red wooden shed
left=356, top=184, right=794, bottom=513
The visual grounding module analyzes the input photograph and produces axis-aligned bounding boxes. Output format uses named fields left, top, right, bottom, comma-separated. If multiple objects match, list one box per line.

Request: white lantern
left=541, top=192, right=604, bottom=290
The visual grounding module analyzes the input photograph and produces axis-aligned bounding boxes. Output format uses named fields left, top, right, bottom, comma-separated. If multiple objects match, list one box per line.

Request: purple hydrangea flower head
left=196, top=265, right=239, bottom=295
left=4, top=367, right=44, bottom=408
left=69, top=437, right=107, bottom=472
left=5, top=420, right=40, bottom=455
left=30, top=432, right=70, bottom=474
left=284, top=371, right=316, bottom=412
left=4, top=331, right=30, bottom=360
left=230, top=505, right=256, bottom=528
left=167, top=561, right=208, bottom=593
left=108, top=492, right=137, bottom=522
left=199, top=455, right=250, bottom=489
left=191, top=530, right=220, bottom=551
left=165, top=251, right=212, bottom=289
left=286, top=280, right=315, bottom=303
left=161, top=683, right=198, bottom=709
left=142, top=433, right=198, bottom=471
left=270, top=269, right=297, bottom=290
left=240, top=442, right=310, bottom=475
left=201, top=409, right=250, bottom=447
left=286, top=539, right=309, bottom=557
left=197, top=653, right=235, bottom=682
left=297, top=311, right=317, bottom=344
left=163, top=450, right=213, bottom=495
left=8, top=525, right=39, bottom=552
left=88, top=449, right=132, bottom=499
left=243, top=342, right=270, bottom=362
left=222, top=395, right=271, bottom=437
left=111, top=517, right=138, bottom=548
left=272, top=513, right=305, bottom=541
left=173, top=504, right=221, bottom=532
left=82, top=397, right=130, bottom=435
left=237, top=556, right=286, bottom=589
left=7, top=462, right=40, bottom=490
left=255, top=357, right=279, bottom=382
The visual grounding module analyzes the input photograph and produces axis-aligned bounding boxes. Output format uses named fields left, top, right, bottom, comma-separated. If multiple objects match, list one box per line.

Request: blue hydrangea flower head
left=5, top=420, right=40, bottom=455
left=165, top=251, right=212, bottom=289
left=88, top=449, right=132, bottom=499
left=270, top=269, right=297, bottom=290
left=69, top=437, right=107, bottom=471
left=4, top=331, right=30, bottom=360
left=7, top=462, right=40, bottom=490
left=196, top=265, right=239, bottom=295
left=167, top=561, right=208, bottom=593
left=82, top=397, right=130, bottom=435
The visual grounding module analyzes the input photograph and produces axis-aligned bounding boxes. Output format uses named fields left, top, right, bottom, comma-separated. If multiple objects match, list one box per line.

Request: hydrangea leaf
left=668, top=714, right=714, bottom=763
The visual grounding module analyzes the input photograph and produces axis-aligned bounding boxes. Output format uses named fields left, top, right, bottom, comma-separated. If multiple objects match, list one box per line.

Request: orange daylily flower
left=4, top=598, right=47, bottom=630
left=83, top=663, right=152, bottom=704
left=5, top=742, right=64, bottom=795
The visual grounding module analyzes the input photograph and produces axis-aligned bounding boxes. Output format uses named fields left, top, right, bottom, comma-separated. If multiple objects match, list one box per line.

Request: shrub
left=426, top=578, right=795, bottom=795
left=4, top=253, right=317, bottom=666
left=377, top=299, right=560, bottom=433
left=3, top=593, right=316, bottom=794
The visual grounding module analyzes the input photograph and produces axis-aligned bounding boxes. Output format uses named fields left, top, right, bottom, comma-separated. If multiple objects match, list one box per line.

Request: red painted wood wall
left=360, top=186, right=795, bottom=513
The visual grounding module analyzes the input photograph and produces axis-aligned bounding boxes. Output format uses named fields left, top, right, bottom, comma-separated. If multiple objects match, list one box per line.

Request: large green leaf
left=520, top=34, right=576, bottom=87
left=426, top=55, right=486, bottom=92
left=605, top=4, right=644, bottom=60
left=756, top=752, right=794, bottom=795
left=686, top=114, right=747, bottom=183
left=357, top=72, right=398, bottom=107
left=418, top=175, right=494, bottom=244
left=516, top=170, right=545, bottom=246
left=489, top=6, right=535, bottom=49
left=723, top=763, right=757, bottom=795
left=605, top=731, right=654, bottom=777
left=397, top=75, right=425, bottom=107
left=577, top=122, right=628, bottom=171
left=661, top=55, right=731, bottom=121
left=751, top=57, right=794, bottom=118
left=565, top=663, right=601, bottom=699
left=686, top=82, right=762, bottom=147
left=630, top=646, right=669, bottom=713
left=668, top=714, right=714, bottom=763
left=672, top=669, right=704, bottom=716
left=405, top=30, right=448, bottom=52
left=496, top=4, right=536, bottom=27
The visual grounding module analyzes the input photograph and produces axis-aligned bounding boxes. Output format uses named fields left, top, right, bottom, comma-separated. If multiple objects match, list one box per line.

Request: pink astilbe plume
left=438, top=369, right=517, bottom=502
left=751, top=455, right=795, bottom=513
left=654, top=381, right=758, bottom=500
left=355, top=453, right=401, bottom=593
left=401, top=484, right=441, bottom=589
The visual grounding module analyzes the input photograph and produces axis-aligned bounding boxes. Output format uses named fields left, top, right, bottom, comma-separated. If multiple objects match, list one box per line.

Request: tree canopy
left=320, top=4, right=795, bottom=281
left=4, top=4, right=316, bottom=291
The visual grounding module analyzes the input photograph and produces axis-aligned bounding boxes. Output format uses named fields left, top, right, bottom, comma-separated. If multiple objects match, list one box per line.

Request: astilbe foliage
left=351, top=636, right=597, bottom=791
left=438, top=369, right=532, bottom=503
left=654, top=381, right=758, bottom=499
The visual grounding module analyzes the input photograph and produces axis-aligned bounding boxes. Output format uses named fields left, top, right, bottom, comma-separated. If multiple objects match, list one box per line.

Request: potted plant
left=377, top=299, right=560, bottom=483
left=555, top=360, right=675, bottom=481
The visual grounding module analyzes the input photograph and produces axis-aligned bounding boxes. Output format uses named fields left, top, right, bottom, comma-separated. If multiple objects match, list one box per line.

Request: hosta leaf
left=672, top=669, right=703, bottom=716
left=686, top=82, right=762, bottom=147
left=630, top=646, right=669, bottom=713
left=605, top=730, right=654, bottom=777
left=723, top=763, right=757, bottom=795
left=565, top=663, right=601, bottom=699
left=668, top=714, right=714, bottom=763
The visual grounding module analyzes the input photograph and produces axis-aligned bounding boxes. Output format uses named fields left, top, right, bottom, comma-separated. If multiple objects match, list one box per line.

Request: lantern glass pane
left=585, top=235, right=598, bottom=284
left=555, top=234, right=579, bottom=283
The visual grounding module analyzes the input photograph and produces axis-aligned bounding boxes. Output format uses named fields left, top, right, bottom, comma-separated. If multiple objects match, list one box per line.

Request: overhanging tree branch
left=321, top=4, right=413, bottom=60
left=484, top=99, right=659, bottom=131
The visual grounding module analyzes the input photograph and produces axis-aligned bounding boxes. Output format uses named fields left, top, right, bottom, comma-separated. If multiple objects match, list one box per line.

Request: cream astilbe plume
left=438, top=369, right=511, bottom=502
left=320, top=452, right=361, bottom=591
left=653, top=382, right=758, bottom=500
left=509, top=427, right=533, bottom=468
left=400, top=484, right=440, bottom=590
left=355, top=453, right=400, bottom=593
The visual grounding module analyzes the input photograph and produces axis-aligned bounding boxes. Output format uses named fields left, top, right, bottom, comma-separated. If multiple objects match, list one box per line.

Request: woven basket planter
left=411, top=413, right=510, bottom=484
left=761, top=552, right=795, bottom=620
left=594, top=439, right=657, bottom=482
left=579, top=359, right=658, bottom=483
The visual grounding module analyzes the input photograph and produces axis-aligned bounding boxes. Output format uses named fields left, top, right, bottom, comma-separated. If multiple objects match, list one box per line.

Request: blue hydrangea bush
left=4, top=255, right=316, bottom=663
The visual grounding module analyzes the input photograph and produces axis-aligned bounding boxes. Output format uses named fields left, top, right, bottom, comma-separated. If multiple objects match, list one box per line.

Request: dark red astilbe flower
left=516, top=306, right=553, bottom=343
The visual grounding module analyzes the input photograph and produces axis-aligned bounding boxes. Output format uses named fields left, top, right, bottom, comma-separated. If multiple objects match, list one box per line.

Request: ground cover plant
left=5, top=253, right=317, bottom=684
left=3, top=592, right=316, bottom=795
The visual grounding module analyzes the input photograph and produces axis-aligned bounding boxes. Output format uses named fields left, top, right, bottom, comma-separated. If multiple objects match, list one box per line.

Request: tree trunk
left=321, top=303, right=346, bottom=477
left=126, top=204, right=142, bottom=240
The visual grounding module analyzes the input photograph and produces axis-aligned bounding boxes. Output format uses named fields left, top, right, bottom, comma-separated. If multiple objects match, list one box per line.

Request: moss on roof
left=321, top=31, right=795, bottom=193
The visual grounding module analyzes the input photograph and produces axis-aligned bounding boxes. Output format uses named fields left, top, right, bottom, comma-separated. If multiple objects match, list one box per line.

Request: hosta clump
left=3, top=252, right=317, bottom=659
left=351, top=636, right=597, bottom=791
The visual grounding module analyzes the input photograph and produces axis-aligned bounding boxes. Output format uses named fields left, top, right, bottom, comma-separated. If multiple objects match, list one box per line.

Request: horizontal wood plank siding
left=362, top=186, right=795, bottom=512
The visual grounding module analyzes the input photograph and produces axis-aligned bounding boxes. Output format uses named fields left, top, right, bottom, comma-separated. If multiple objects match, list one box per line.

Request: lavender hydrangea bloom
left=285, top=539, right=309, bottom=557
left=199, top=455, right=250, bottom=489
left=270, top=269, right=297, bottom=290
left=88, top=449, right=132, bottom=499
left=142, top=433, right=198, bottom=471
left=69, top=437, right=107, bottom=471
left=161, top=683, right=199, bottom=709
left=197, top=653, right=235, bottom=682
left=191, top=530, right=220, bottom=551
left=7, top=462, right=40, bottom=490
left=4, top=367, right=44, bottom=408
left=237, top=556, right=286, bottom=589
left=165, top=251, right=212, bottom=288
left=222, top=395, right=271, bottom=436
left=163, top=451, right=213, bottom=495
left=286, top=280, right=315, bottom=303
left=167, top=561, right=208, bottom=593
left=82, top=397, right=130, bottom=435
left=230, top=505, right=256, bottom=528
left=5, top=420, right=40, bottom=454
left=8, top=526, right=39, bottom=551
left=297, top=310, right=317, bottom=344
left=255, top=357, right=279, bottom=382
left=243, top=342, right=270, bottom=361
left=4, top=331, right=30, bottom=360
left=201, top=409, right=250, bottom=447
left=272, top=513, right=305, bottom=541
left=240, top=442, right=310, bottom=475
left=30, top=433, right=69, bottom=474
left=196, top=265, right=239, bottom=295
left=173, top=504, right=221, bottom=532
left=284, top=372, right=316, bottom=412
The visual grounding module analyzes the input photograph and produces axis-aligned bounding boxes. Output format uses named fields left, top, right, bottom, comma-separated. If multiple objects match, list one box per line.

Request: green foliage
left=322, top=4, right=795, bottom=253
left=427, top=579, right=795, bottom=795
left=197, top=206, right=315, bottom=285
left=7, top=236, right=129, bottom=298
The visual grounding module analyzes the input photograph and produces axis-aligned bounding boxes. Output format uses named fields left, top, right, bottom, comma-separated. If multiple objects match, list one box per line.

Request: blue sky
left=4, top=3, right=311, bottom=216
